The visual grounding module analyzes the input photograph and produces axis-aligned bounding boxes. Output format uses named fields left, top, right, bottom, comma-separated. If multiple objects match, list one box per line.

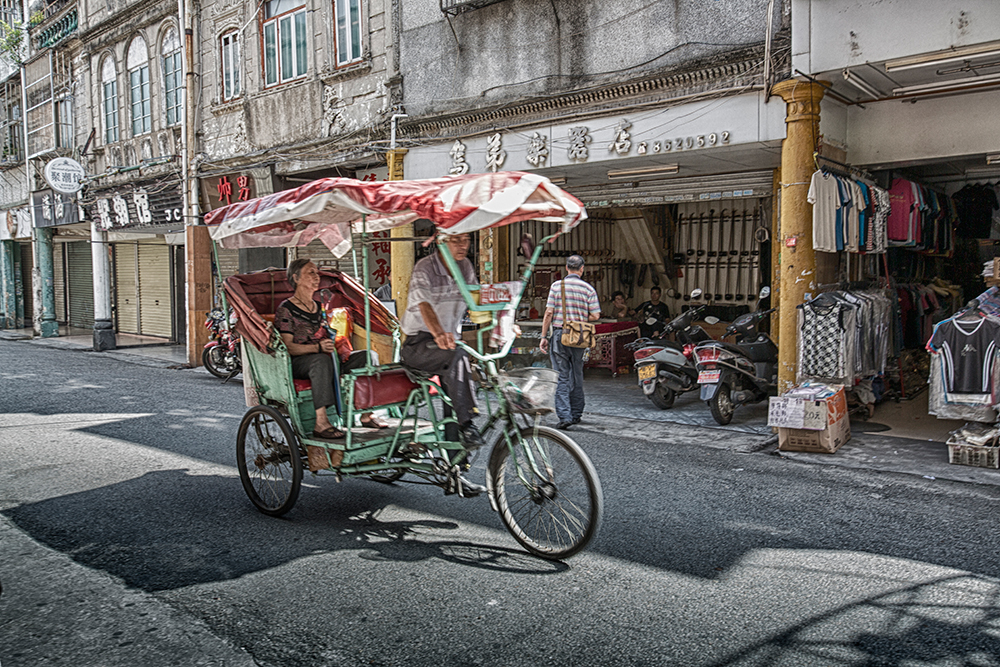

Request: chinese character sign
left=237, top=176, right=251, bottom=201
left=368, top=231, right=391, bottom=288
left=217, top=176, right=233, bottom=206
left=133, top=192, right=152, bottom=224
left=96, top=199, right=112, bottom=230
left=112, top=196, right=130, bottom=227
left=526, top=132, right=548, bottom=168
left=449, top=139, right=469, bottom=176
left=486, top=133, right=506, bottom=172
left=568, top=127, right=592, bottom=162
left=609, top=119, right=632, bottom=155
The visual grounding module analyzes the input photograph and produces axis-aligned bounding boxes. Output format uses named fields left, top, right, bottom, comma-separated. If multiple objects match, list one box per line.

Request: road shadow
left=706, top=573, right=1000, bottom=666
left=2, top=469, right=566, bottom=593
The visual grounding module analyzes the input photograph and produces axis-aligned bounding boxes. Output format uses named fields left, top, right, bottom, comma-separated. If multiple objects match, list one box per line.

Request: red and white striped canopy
left=204, top=172, right=586, bottom=257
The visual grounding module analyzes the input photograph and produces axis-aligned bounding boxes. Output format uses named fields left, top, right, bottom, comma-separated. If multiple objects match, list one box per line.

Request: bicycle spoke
left=491, top=426, right=602, bottom=559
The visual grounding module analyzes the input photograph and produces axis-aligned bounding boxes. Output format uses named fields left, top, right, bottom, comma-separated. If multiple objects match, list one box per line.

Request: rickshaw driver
left=400, top=233, right=488, bottom=471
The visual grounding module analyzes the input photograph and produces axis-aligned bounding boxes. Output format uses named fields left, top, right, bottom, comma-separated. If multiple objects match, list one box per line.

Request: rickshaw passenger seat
left=353, top=368, right=438, bottom=410
left=291, top=370, right=438, bottom=406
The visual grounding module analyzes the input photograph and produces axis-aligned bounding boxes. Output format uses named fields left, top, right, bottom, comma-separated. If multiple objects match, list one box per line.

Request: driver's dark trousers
left=401, top=331, right=478, bottom=435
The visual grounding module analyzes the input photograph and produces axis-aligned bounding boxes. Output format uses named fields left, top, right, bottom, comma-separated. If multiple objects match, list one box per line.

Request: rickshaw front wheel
left=489, top=426, right=603, bottom=560
left=237, top=405, right=303, bottom=517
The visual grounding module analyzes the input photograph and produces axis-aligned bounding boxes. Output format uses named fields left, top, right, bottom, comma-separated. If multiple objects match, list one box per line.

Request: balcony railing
left=440, top=0, right=508, bottom=17
left=35, top=8, right=76, bottom=49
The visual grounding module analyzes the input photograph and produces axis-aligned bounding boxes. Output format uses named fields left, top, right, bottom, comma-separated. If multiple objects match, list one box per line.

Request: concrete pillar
left=770, top=168, right=781, bottom=346
left=387, top=149, right=412, bottom=317
left=0, top=239, right=15, bottom=328
left=186, top=224, right=213, bottom=366
left=91, top=221, right=116, bottom=350
left=32, top=226, right=58, bottom=337
left=772, top=79, right=825, bottom=394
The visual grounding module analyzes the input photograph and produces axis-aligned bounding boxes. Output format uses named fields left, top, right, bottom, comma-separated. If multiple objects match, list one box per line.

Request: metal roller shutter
left=66, top=241, right=94, bottom=329
left=293, top=237, right=362, bottom=280
left=115, top=243, right=138, bottom=334
left=53, top=243, right=65, bottom=324
left=215, top=247, right=239, bottom=278
left=19, top=242, right=32, bottom=324
left=138, top=243, right=172, bottom=337
left=568, top=170, right=774, bottom=209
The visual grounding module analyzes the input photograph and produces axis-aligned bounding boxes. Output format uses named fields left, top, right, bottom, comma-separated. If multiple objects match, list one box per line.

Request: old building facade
left=397, top=0, right=792, bottom=303
left=2, top=0, right=1000, bottom=386
left=196, top=0, right=398, bottom=292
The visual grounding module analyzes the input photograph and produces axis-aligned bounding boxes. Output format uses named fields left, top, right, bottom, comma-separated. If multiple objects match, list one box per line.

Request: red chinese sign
left=479, top=283, right=513, bottom=304
left=368, top=230, right=391, bottom=288
left=200, top=173, right=259, bottom=210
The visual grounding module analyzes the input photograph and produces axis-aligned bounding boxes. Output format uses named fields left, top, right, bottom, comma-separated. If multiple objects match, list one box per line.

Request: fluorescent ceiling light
left=965, top=167, right=1000, bottom=177
left=606, top=165, right=679, bottom=180
left=885, top=43, right=1000, bottom=72
left=987, top=154, right=1000, bottom=166
left=842, top=69, right=881, bottom=98
left=892, top=73, right=1000, bottom=96
left=548, top=176, right=567, bottom=185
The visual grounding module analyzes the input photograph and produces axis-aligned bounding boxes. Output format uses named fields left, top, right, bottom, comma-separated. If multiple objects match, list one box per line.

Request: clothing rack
left=813, top=152, right=875, bottom=184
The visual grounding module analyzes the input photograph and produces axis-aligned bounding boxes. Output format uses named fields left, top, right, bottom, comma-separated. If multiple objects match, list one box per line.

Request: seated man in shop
left=399, top=233, right=486, bottom=495
left=634, top=286, right=671, bottom=338
left=608, top=291, right=631, bottom=321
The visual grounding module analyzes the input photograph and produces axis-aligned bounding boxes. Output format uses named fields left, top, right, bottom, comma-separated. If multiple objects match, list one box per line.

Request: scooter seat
left=701, top=340, right=745, bottom=357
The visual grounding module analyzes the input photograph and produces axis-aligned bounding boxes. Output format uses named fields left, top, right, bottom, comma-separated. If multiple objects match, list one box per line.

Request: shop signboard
left=402, top=93, right=782, bottom=180
left=44, top=157, right=85, bottom=194
left=0, top=207, right=31, bottom=240
left=31, top=190, right=79, bottom=228
left=200, top=171, right=258, bottom=210
left=84, top=178, right=184, bottom=231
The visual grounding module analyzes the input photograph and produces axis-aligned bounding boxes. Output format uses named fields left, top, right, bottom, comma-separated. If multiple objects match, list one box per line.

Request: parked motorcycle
left=693, top=287, right=776, bottom=425
left=203, top=308, right=242, bottom=379
left=626, top=289, right=718, bottom=409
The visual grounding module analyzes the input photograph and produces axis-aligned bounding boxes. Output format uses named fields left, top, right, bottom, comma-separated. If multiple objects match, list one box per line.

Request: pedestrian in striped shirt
left=540, top=254, right=601, bottom=430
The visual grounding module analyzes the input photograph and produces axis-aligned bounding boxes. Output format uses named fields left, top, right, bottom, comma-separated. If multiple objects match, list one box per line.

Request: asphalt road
left=2, top=340, right=1000, bottom=667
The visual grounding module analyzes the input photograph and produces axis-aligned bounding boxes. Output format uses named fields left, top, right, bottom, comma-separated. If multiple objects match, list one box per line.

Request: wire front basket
left=500, top=367, right=558, bottom=415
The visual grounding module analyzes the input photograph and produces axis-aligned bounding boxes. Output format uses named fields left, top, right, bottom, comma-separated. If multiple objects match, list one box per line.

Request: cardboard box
left=771, top=385, right=851, bottom=454
left=778, top=412, right=851, bottom=453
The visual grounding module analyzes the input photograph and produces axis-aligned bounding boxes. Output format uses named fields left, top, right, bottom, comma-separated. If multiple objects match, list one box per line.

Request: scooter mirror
left=690, top=288, right=703, bottom=299
left=704, top=316, right=720, bottom=325
left=759, top=286, right=771, bottom=300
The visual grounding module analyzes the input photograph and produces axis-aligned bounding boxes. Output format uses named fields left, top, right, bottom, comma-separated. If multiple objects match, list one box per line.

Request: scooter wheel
left=202, top=346, right=231, bottom=379
left=649, top=385, right=675, bottom=410
left=708, top=382, right=734, bottom=425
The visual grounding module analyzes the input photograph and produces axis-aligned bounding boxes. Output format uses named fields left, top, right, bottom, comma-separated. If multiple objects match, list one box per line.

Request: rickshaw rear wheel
left=237, top=405, right=303, bottom=517
left=488, top=426, right=603, bottom=560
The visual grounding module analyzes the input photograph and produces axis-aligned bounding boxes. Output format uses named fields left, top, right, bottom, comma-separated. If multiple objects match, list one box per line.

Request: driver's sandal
left=444, top=465, right=485, bottom=497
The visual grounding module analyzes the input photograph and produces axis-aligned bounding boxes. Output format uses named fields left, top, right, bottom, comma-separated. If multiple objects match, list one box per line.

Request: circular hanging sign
left=44, top=157, right=85, bottom=194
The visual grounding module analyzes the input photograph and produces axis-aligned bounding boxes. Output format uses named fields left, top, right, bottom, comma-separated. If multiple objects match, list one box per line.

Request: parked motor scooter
left=625, top=289, right=719, bottom=409
left=203, top=308, right=242, bottom=380
left=693, top=287, right=777, bottom=425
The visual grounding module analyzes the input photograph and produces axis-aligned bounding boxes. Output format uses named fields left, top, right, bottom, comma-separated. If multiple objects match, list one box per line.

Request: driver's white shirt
left=401, top=252, right=477, bottom=337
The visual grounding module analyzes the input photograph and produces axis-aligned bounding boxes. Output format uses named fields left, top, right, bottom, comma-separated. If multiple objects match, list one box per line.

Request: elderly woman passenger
left=275, top=259, right=386, bottom=440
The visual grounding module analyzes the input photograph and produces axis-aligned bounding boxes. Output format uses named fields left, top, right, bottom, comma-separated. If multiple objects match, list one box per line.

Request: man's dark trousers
left=549, top=327, right=586, bottom=423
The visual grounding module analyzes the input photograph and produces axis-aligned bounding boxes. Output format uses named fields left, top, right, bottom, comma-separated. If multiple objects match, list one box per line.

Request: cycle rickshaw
left=205, top=171, right=603, bottom=559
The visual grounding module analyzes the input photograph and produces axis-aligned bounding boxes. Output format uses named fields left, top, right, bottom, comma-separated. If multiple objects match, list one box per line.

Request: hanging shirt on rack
left=808, top=170, right=843, bottom=253
left=928, top=316, right=1000, bottom=395
left=888, top=178, right=917, bottom=245
left=797, top=296, right=857, bottom=384
left=953, top=183, right=999, bottom=239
